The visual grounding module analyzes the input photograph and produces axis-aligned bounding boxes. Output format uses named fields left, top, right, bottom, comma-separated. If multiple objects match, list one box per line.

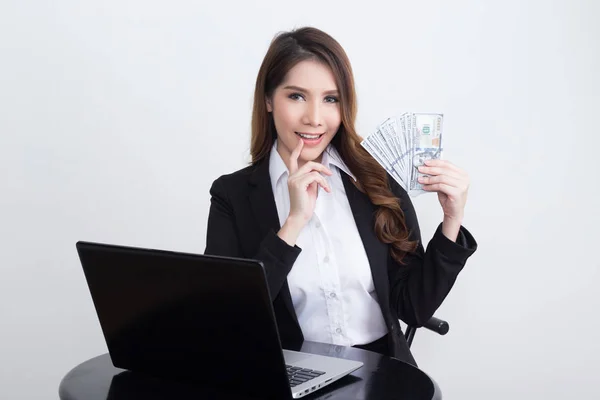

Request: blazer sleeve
left=387, top=179, right=478, bottom=327
left=204, top=176, right=302, bottom=300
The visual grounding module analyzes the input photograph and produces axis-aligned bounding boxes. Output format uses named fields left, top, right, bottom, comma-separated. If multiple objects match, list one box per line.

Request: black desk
left=59, top=341, right=441, bottom=400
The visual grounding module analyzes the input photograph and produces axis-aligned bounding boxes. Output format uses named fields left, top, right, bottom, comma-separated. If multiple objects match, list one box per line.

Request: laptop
left=76, top=241, right=363, bottom=399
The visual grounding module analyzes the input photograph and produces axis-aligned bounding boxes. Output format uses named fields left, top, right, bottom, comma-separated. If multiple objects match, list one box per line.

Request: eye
left=288, top=93, right=305, bottom=101
left=324, top=96, right=339, bottom=104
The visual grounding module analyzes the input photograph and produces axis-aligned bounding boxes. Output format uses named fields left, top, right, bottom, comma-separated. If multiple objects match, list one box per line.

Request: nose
left=302, top=100, right=322, bottom=127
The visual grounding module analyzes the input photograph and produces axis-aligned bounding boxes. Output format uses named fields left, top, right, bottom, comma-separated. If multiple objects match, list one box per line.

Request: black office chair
left=405, top=316, right=449, bottom=348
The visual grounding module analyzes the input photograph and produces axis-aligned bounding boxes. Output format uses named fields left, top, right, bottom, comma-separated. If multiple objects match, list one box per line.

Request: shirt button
left=330, top=292, right=337, bottom=298
left=336, top=328, right=342, bottom=334
left=323, top=256, right=329, bottom=263
left=315, top=221, right=321, bottom=228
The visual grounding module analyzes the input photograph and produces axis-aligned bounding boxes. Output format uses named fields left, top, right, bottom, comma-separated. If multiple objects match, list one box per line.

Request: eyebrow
left=282, top=85, right=339, bottom=95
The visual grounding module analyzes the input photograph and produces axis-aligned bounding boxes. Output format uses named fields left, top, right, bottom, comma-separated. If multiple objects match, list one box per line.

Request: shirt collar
left=321, top=144, right=357, bottom=182
left=269, top=139, right=357, bottom=187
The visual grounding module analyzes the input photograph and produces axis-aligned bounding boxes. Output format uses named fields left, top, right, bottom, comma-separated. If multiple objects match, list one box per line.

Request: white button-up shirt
left=269, top=141, right=388, bottom=346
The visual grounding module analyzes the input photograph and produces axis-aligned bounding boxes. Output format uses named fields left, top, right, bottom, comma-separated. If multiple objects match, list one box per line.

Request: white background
left=1, top=0, right=599, bottom=398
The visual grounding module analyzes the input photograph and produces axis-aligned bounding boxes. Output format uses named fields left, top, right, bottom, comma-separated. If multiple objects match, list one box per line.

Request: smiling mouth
left=296, top=132, right=325, bottom=139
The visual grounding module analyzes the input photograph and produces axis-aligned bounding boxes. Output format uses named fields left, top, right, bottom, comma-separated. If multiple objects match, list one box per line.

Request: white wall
left=1, top=0, right=599, bottom=399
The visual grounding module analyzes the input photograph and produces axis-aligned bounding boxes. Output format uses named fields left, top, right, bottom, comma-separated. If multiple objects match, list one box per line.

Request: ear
left=266, top=97, right=273, bottom=112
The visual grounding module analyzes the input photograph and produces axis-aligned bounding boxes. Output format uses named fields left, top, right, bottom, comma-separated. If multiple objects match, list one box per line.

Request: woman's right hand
left=277, top=139, right=333, bottom=246
left=287, top=139, right=333, bottom=223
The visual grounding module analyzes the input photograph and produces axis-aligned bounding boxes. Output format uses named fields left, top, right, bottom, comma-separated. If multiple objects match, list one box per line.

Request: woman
left=204, top=26, right=477, bottom=366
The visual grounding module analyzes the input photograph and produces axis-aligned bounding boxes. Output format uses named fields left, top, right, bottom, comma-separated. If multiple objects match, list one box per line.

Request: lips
left=296, top=132, right=324, bottom=139
left=294, top=131, right=325, bottom=147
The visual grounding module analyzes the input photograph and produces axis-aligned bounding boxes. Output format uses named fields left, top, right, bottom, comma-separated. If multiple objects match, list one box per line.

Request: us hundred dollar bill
left=408, top=113, right=444, bottom=193
left=361, top=112, right=444, bottom=197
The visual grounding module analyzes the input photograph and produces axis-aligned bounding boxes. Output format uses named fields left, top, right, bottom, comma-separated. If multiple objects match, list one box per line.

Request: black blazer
left=204, top=156, right=477, bottom=366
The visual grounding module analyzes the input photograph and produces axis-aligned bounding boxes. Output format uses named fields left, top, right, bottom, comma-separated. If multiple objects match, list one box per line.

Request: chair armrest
left=404, top=316, right=450, bottom=348
left=422, top=316, right=449, bottom=335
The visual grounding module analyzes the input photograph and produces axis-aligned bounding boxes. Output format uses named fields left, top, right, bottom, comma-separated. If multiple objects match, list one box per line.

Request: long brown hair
left=250, top=27, right=418, bottom=264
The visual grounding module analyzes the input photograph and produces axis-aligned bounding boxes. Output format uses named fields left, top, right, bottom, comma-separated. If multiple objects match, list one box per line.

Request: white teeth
left=297, top=133, right=322, bottom=139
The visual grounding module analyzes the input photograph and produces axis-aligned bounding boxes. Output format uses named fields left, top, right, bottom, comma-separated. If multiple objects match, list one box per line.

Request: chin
left=300, top=149, right=325, bottom=162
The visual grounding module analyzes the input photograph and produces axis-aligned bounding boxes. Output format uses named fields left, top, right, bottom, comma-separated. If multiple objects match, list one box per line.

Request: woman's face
left=267, top=60, right=341, bottom=169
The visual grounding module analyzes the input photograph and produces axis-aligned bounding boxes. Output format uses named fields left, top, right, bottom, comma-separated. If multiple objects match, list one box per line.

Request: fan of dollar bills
left=360, top=113, right=443, bottom=197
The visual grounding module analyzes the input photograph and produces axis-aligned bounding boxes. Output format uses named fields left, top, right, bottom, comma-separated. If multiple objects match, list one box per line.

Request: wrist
left=286, top=213, right=308, bottom=228
left=442, top=215, right=463, bottom=242
left=277, top=215, right=306, bottom=246
left=443, top=212, right=464, bottom=225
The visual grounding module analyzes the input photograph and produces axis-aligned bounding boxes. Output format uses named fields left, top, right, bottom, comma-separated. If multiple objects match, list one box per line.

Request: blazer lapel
left=248, top=158, right=300, bottom=328
left=341, top=174, right=391, bottom=316
left=248, top=159, right=281, bottom=237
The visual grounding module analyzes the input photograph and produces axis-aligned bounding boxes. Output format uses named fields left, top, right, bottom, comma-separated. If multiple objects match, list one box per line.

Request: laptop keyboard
left=286, top=365, right=326, bottom=387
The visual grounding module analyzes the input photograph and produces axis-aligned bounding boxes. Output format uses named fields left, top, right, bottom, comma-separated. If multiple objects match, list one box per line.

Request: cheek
left=274, top=106, right=301, bottom=131
left=325, top=108, right=342, bottom=131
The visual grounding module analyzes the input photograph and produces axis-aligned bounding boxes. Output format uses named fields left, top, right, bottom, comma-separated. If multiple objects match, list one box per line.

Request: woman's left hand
left=417, top=159, right=470, bottom=222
